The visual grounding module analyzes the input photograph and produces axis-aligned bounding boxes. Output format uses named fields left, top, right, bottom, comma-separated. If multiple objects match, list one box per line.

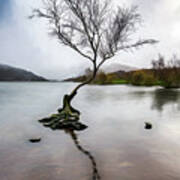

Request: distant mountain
left=0, top=64, right=48, bottom=81
left=102, top=63, right=137, bottom=73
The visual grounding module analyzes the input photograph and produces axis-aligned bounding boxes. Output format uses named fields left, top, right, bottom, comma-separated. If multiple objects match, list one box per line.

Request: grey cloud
left=0, top=0, right=180, bottom=79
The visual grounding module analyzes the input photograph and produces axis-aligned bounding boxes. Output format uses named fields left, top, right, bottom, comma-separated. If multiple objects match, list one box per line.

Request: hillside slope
left=0, top=64, right=47, bottom=81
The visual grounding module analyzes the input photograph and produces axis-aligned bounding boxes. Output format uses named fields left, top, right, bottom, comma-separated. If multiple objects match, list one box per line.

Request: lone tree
left=31, top=0, right=157, bottom=127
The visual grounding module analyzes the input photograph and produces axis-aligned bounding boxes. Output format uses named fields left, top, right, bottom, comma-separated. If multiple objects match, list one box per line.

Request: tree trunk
left=38, top=61, right=100, bottom=130
left=58, top=62, right=98, bottom=119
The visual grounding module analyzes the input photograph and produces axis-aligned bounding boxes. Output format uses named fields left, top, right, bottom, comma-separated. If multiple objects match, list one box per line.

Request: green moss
left=111, top=79, right=128, bottom=84
left=38, top=94, right=84, bottom=130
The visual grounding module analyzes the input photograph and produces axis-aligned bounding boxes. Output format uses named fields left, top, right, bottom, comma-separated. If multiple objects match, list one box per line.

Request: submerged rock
left=29, top=138, right=41, bottom=143
left=144, top=122, right=152, bottom=130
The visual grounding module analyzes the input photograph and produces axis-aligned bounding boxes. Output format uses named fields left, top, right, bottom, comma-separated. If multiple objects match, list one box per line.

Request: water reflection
left=151, top=89, right=180, bottom=111
left=39, top=112, right=101, bottom=180
left=128, top=88, right=180, bottom=112
left=2, top=83, right=180, bottom=180
left=66, top=130, right=101, bottom=180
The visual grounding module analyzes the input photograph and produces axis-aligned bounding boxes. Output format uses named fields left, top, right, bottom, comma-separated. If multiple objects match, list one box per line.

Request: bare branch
left=117, top=39, right=158, bottom=52
left=31, top=0, right=158, bottom=87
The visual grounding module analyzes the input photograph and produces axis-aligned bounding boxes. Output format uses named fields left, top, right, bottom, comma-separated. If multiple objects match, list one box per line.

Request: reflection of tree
left=151, top=89, right=180, bottom=111
left=66, top=130, right=101, bottom=180
left=39, top=115, right=100, bottom=180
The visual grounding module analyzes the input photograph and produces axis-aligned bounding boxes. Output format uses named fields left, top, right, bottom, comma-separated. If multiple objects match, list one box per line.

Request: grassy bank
left=94, top=68, right=180, bottom=88
left=65, top=68, right=180, bottom=89
left=64, top=55, right=180, bottom=88
left=64, top=56, right=180, bottom=89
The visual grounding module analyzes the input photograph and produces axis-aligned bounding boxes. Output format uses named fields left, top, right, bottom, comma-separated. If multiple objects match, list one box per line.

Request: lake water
left=0, top=82, right=180, bottom=180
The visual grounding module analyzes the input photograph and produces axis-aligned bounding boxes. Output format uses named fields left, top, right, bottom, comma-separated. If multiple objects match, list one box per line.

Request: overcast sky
left=0, top=0, right=180, bottom=79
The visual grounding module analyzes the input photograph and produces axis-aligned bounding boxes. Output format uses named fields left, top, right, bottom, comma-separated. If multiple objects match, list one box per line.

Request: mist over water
left=0, top=82, right=180, bottom=180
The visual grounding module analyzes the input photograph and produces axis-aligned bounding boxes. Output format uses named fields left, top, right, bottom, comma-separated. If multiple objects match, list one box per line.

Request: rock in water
left=144, top=122, right=152, bottom=130
left=29, top=138, right=41, bottom=143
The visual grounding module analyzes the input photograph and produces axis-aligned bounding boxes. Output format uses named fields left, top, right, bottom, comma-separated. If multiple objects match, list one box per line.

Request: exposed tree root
left=39, top=94, right=87, bottom=131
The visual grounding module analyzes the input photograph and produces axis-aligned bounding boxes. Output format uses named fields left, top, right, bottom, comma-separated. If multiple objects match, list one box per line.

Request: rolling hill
left=0, top=64, right=47, bottom=81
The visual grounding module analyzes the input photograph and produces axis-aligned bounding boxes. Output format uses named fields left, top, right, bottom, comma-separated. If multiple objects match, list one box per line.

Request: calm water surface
left=0, top=82, right=180, bottom=180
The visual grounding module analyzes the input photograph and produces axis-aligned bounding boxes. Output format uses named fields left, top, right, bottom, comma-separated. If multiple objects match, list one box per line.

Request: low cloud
left=0, top=0, right=180, bottom=79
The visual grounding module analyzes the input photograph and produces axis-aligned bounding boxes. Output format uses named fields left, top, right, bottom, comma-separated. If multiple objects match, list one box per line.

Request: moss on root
left=39, top=94, right=87, bottom=131
left=57, top=94, right=80, bottom=121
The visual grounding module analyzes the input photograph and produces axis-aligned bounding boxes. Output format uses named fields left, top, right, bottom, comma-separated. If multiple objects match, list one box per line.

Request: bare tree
left=152, top=54, right=165, bottom=70
left=31, top=0, right=157, bottom=121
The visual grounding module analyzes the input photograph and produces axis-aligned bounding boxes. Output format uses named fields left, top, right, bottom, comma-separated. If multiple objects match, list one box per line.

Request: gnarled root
left=39, top=94, right=87, bottom=131
left=57, top=94, right=80, bottom=121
